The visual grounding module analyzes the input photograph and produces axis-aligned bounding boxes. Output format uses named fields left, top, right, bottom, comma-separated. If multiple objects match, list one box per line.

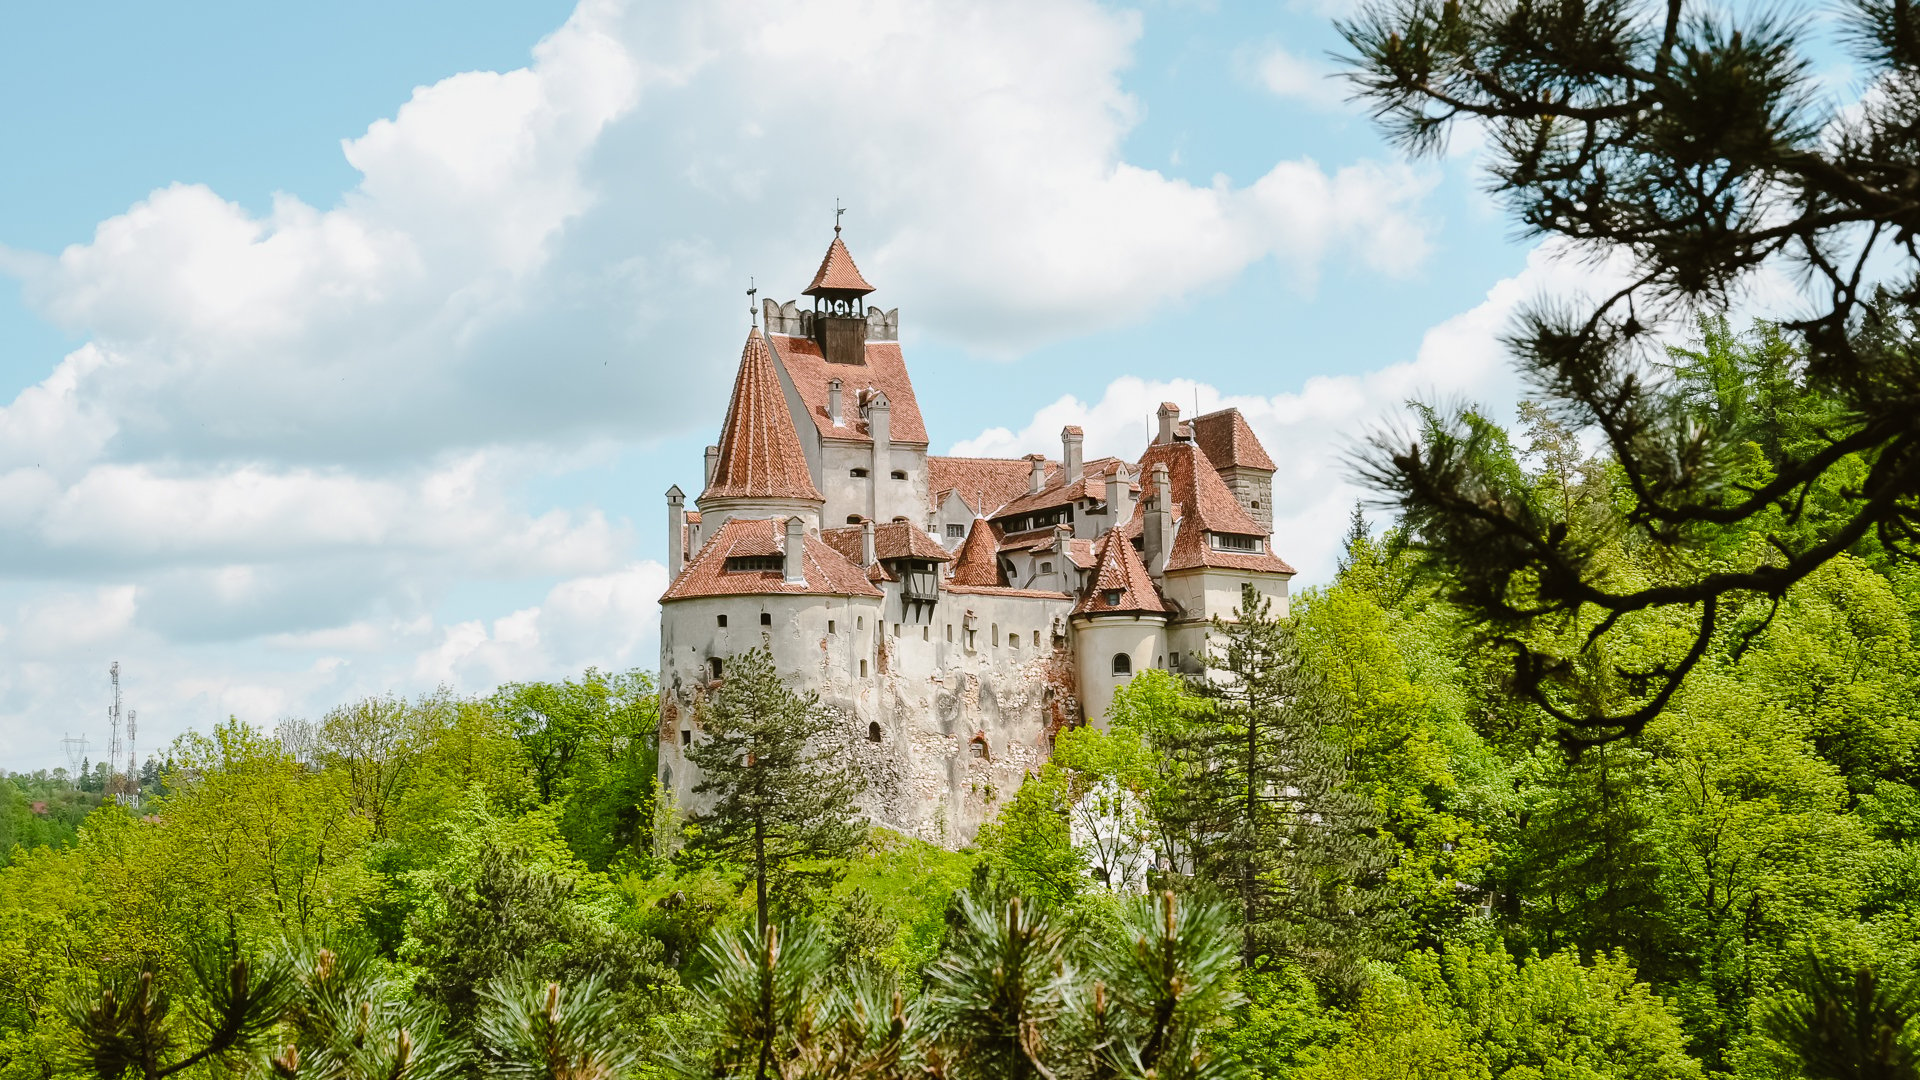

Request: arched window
left=867, top=722, right=882, bottom=743
left=847, top=515, right=863, bottom=524
left=890, top=470, right=907, bottom=480
left=1111, top=653, right=1132, bottom=676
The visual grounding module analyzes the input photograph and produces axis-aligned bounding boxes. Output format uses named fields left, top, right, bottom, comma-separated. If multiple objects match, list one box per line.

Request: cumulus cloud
left=1257, top=45, right=1349, bottom=110
left=0, top=0, right=1447, bottom=768
left=948, top=241, right=1630, bottom=584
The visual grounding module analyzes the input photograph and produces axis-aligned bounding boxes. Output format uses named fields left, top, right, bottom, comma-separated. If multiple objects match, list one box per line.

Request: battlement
left=764, top=298, right=899, bottom=342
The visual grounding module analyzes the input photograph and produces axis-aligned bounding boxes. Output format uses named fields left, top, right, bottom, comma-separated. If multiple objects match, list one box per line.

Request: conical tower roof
left=703, top=330, right=823, bottom=503
left=804, top=235, right=876, bottom=297
left=948, top=517, right=1006, bottom=587
left=1074, top=528, right=1167, bottom=616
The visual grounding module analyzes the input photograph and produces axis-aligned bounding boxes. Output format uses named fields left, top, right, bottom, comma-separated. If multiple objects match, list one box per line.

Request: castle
left=658, top=230, right=1296, bottom=845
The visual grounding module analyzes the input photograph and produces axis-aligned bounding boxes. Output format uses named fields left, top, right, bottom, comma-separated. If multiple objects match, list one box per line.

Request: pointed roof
left=947, top=518, right=1007, bottom=587
left=1129, top=440, right=1296, bottom=575
left=1074, top=529, right=1168, bottom=617
left=1191, top=408, right=1277, bottom=472
left=703, top=330, right=823, bottom=503
left=661, top=517, right=881, bottom=601
left=804, top=235, right=876, bottom=297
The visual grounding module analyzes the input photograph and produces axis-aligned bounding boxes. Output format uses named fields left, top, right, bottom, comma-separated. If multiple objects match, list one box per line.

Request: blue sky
left=0, top=0, right=1566, bottom=770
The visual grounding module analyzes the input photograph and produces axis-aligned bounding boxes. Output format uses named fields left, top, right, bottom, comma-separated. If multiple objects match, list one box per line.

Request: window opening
left=947, top=523, right=965, bottom=538
left=716, top=614, right=728, bottom=627
left=867, top=722, right=882, bottom=742
left=680, top=730, right=691, bottom=747
left=860, top=659, right=869, bottom=677
left=828, top=620, right=836, bottom=634
left=856, top=616, right=864, bottom=629
left=707, top=657, right=723, bottom=679
left=851, top=468, right=869, bottom=478
left=761, top=612, right=772, bottom=626
left=1032, top=631, right=1040, bottom=647
left=991, top=624, right=999, bottom=646
left=1104, top=589, right=1122, bottom=607
left=890, top=470, right=907, bottom=480
left=1040, top=561, right=1052, bottom=573
left=1111, top=653, right=1131, bottom=676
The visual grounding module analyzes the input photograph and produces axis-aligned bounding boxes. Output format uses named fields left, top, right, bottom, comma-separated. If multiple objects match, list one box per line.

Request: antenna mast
left=127, top=708, right=137, bottom=794
left=106, top=661, right=123, bottom=792
left=62, top=732, right=89, bottom=776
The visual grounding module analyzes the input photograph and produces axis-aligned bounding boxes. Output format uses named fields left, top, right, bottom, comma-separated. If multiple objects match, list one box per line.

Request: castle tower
left=1071, top=528, right=1169, bottom=726
left=696, top=328, right=824, bottom=534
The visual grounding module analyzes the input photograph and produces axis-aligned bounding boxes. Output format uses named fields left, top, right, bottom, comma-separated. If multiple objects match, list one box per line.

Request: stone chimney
left=1156, top=402, right=1180, bottom=445
left=1053, top=522, right=1073, bottom=582
left=666, top=485, right=686, bottom=571
left=861, top=518, right=877, bottom=566
left=1027, top=453, right=1047, bottom=494
left=1105, top=465, right=1133, bottom=531
left=784, top=517, right=807, bottom=584
left=867, top=391, right=891, bottom=521
left=704, top=445, right=719, bottom=489
left=1061, top=425, right=1084, bottom=480
left=1144, top=462, right=1173, bottom=578
left=828, top=378, right=844, bottom=427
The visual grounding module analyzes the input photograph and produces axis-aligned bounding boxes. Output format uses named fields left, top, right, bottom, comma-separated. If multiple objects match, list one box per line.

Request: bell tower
left=805, top=209, right=877, bottom=365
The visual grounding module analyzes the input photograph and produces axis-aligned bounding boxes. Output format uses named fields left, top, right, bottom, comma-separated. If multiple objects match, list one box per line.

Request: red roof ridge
left=703, top=330, right=822, bottom=503
left=1191, top=407, right=1278, bottom=473
left=661, top=517, right=882, bottom=601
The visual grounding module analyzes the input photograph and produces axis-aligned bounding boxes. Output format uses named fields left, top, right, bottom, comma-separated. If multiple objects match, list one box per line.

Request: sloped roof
left=661, top=517, right=882, bottom=601
left=994, top=456, right=1138, bottom=521
left=702, top=331, right=823, bottom=503
left=1074, top=528, right=1169, bottom=617
left=1191, top=408, right=1277, bottom=472
left=767, top=335, right=929, bottom=446
left=928, top=456, right=1044, bottom=517
left=948, top=518, right=1007, bottom=587
left=820, top=520, right=954, bottom=566
left=1132, top=441, right=1296, bottom=575
left=804, top=235, right=876, bottom=296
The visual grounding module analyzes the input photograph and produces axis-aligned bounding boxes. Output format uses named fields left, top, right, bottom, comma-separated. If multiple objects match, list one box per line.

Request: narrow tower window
left=867, top=722, right=882, bottom=743
left=716, top=614, right=728, bottom=627
left=761, top=612, right=772, bottom=626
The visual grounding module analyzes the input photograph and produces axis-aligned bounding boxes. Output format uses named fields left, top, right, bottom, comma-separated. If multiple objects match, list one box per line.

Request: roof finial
left=834, top=198, right=846, bottom=236
left=748, top=276, right=757, bottom=327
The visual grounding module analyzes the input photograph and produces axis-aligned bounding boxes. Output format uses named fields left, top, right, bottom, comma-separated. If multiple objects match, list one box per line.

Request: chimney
left=861, top=518, right=877, bottom=566
left=1145, top=462, right=1172, bottom=578
left=783, top=516, right=807, bottom=584
left=1053, top=522, right=1073, bottom=580
left=1061, top=426, right=1083, bottom=480
left=704, top=445, right=720, bottom=489
left=666, top=485, right=686, bottom=570
left=828, top=379, right=844, bottom=427
left=867, top=391, right=891, bottom=521
left=1027, top=453, right=1047, bottom=494
left=1105, top=465, right=1133, bottom=533
left=1156, top=402, right=1180, bottom=445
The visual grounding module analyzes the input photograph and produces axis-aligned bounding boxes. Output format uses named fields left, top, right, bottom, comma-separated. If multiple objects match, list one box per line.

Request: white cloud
left=949, top=241, right=1630, bottom=584
left=1258, top=45, right=1348, bottom=110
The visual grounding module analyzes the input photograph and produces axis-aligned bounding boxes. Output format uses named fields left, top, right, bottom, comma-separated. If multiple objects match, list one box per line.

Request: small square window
left=829, top=620, right=837, bottom=634
left=857, top=616, right=864, bottom=630
left=1040, top=561, right=1052, bottom=573
left=1104, top=589, right=1122, bottom=607
left=716, top=614, right=728, bottom=627
left=680, top=730, right=691, bottom=746
left=946, top=523, right=965, bottom=538
left=860, top=659, right=869, bottom=677
left=890, top=470, right=907, bottom=480
left=760, top=612, right=772, bottom=626
left=1032, top=631, right=1040, bottom=646
left=1170, top=651, right=1181, bottom=669
left=946, top=624, right=953, bottom=642
left=851, top=468, right=869, bottom=478
left=924, top=626, right=930, bottom=641
left=893, top=623, right=900, bottom=637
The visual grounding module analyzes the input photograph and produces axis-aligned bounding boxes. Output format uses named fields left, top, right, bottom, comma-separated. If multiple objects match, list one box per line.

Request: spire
left=1074, top=528, right=1167, bottom=616
left=804, top=235, right=876, bottom=298
left=703, top=330, right=823, bottom=503
left=948, top=517, right=1006, bottom=587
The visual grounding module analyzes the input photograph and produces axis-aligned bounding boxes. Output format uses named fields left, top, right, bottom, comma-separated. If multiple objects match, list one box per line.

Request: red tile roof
left=1133, top=441, right=1296, bottom=575
left=993, top=456, right=1137, bottom=520
left=768, top=335, right=929, bottom=446
left=948, top=518, right=1007, bottom=587
left=1191, top=408, right=1277, bottom=472
left=661, top=517, right=882, bottom=601
left=820, top=520, right=954, bottom=565
left=703, top=331, right=823, bottom=503
left=927, top=456, right=1043, bottom=516
left=943, top=584, right=1074, bottom=599
left=805, top=235, right=876, bottom=296
left=1074, top=529, right=1168, bottom=616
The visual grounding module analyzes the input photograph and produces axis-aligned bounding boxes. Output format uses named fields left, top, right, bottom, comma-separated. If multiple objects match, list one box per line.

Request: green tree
left=681, top=649, right=867, bottom=934
left=1168, top=585, right=1392, bottom=973
left=1339, top=0, right=1920, bottom=741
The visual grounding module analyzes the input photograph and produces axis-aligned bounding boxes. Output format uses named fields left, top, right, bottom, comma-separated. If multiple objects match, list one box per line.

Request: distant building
left=658, top=231, right=1296, bottom=846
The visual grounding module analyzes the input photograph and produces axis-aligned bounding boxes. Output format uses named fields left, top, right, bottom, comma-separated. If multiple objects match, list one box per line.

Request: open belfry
left=659, top=228, right=1296, bottom=845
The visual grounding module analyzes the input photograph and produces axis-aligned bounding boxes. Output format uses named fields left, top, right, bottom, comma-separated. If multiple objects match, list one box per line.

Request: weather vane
left=835, top=198, right=846, bottom=235
left=748, top=276, right=757, bottom=327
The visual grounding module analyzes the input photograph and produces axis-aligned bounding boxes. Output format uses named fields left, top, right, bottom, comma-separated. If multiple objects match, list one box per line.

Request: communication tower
left=62, top=732, right=89, bottom=776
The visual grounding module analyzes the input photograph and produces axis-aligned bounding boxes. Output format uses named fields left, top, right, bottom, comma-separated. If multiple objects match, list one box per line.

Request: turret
left=666, top=485, right=686, bottom=571
left=805, top=229, right=877, bottom=365
left=783, top=517, right=807, bottom=584
left=1156, top=402, right=1180, bottom=445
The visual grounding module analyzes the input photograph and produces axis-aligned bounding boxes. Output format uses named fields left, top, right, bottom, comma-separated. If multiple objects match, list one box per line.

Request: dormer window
left=1104, top=590, right=1122, bottom=607
left=725, top=555, right=783, bottom=573
left=1212, top=534, right=1260, bottom=552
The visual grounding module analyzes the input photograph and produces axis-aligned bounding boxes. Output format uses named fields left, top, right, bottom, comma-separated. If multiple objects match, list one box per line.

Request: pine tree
left=1169, top=585, right=1392, bottom=975
left=1336, top=502, right=1370, bottom=575
left=1338, top=0, right=1920, bottom=742
left=682, top=648, right=869, bottom=934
